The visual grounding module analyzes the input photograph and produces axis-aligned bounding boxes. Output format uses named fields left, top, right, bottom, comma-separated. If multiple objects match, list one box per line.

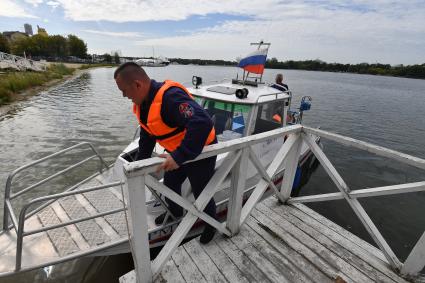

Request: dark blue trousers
left=163, top=155, right=217, bottom=220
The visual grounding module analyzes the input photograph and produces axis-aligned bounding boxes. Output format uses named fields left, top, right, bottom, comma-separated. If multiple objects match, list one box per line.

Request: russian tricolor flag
left=238, top=48, right=268, bottom=74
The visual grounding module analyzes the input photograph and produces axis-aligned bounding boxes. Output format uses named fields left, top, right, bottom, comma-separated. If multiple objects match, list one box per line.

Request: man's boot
left=155, top=212, right=181, bottom=225
left=199, top=224, right=216, bottom=244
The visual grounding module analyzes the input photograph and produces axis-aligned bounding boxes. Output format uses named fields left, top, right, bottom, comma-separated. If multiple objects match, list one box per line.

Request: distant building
left=119, top=57, right=132, bottom=63
left=24, top=23, right=33, bottom=36
left=2, top=31, right=28, bottom=42
left=37, top=25, right=48, bottom=36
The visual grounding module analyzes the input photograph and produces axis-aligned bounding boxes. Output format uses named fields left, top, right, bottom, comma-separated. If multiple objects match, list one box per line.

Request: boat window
left=202, top=99, right=251, bottom=141
left=193, top=96, right=203, bottom=105
left=253, top=101, right=284, bottom=134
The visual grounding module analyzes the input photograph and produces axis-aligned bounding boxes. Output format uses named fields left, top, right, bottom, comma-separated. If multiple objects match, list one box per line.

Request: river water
left=0, top=66, right=424, bottom=282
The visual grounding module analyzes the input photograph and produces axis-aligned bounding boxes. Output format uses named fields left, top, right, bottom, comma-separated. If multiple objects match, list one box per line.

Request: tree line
left=0, top=33, right=87, bottom=59
left=169, top=58, right=235, bottom=66
left=265, top=58, right=425, bottom=79
left=167, top=57, right=425, bottom=79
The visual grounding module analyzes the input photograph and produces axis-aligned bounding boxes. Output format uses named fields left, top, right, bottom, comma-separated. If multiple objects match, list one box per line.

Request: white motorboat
left=135, top=57, right=170, bottom=67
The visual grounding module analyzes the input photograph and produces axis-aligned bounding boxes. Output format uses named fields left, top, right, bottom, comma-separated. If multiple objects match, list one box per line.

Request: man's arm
left=162, top=87, right=214, bottom=166
left=136, top=127, right=156, bottom=160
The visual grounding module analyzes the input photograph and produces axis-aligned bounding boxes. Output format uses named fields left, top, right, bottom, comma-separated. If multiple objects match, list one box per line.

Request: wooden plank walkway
left=121, top=196, right=408, bottom=283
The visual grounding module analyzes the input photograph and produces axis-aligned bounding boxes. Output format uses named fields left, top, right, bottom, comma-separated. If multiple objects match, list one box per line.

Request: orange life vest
left=132, top=80, right=216, bottom=152
left=272, top=114, right=282, bottom=123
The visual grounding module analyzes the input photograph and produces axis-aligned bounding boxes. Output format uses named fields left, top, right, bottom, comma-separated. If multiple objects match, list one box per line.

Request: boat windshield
left=201, top=99, right=251, bottom=141
left=252, top=101, right=284, bottom=134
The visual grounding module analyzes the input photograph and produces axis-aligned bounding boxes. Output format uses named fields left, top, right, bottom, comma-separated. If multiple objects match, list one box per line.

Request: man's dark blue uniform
left=136, top=80, right=217, bottom=221
left=271, top=82, right=288, bottom=92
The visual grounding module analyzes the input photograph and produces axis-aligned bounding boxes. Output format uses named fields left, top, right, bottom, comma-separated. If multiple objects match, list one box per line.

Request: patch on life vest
left=179, top=102, right=194, bottom=118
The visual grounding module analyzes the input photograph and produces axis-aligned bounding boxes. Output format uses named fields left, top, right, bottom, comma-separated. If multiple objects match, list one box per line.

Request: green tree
left=67, top=35, right=87, bottom=58
left=30, top=34, right=49, bottom=56
left=0, top=34, right=10, bottom=53
left=10, top=37, right=32, bottom=56
left=113, top=52, right=120, bottom=64
left=47, top=35, right=68, bottom=58
left=103, top=53, right=112, bottom=63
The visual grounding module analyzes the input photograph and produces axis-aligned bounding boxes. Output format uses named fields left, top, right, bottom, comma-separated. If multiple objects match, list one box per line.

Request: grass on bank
left=0, top=64, right=75, bottom=105
left=79, top=63, right=117, bottom=70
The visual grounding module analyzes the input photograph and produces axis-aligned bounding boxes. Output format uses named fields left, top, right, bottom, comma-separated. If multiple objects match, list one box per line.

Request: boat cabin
left=190, top=81, right=291, bottom=140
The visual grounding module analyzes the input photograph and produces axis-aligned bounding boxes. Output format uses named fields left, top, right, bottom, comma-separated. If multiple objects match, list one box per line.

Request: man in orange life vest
left=114, top=62, right=217, bottom=244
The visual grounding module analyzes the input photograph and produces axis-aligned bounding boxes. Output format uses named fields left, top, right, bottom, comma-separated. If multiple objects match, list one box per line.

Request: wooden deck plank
left=171, top=245, right=207, bottom=283
left=184, top=239, right=227, bottom=283
left=228, top=229, right=291, bottom=283
left=200, top=238, right=250, bottom=283
left=215, top=236, right=272, bottom=282
left=292, top=203, right=387, bottom=262
left=120, top=201, right=411, bottom=283
left=281, top=201, right=409, bottom=283
left=245, top=216, right=332, bottom=283
left=255, top=202, right=372, bottom=283
left=262, top=198, right=403, bottom=283
left=240, top=221, right=315, bottom=283
left=155, top=257, right=186, bottom=283
left=249, top=206, right=348, bottom=282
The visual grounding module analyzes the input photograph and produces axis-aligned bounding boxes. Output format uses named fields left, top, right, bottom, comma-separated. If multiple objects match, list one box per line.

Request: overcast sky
left=1, top=0, right=424, bottom=65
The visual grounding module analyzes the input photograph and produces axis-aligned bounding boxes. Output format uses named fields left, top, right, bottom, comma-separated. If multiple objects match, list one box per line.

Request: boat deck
left=121, top=197, right=408, bottom=283
left=0, top=170, right=133, bottom=276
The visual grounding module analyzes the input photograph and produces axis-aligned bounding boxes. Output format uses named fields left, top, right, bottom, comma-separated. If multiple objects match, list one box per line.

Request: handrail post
left=226, top=148, right=248, bottom=235
left=280, top=133, right=302, bottom=202
left=124, top=171, right=152, bottom=283
left=401, top=231, right=425, bottom=277
left=15, top=205, right=28, bottom=271
left=3, top=175, right=13, bottom=230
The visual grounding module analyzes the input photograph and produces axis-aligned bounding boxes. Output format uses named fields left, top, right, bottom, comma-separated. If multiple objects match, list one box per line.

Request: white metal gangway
left=121, top=124, right=425, bottom=283
left=0, top=51, right=47, bottom=72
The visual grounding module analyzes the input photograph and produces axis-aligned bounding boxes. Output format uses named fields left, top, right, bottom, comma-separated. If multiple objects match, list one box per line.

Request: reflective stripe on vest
left=132, top=80, right=216, bottom=152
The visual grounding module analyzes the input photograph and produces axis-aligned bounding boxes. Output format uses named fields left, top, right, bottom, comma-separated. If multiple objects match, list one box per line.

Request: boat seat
left=209, top=109, right=232, bottom=135
left=253, top=119, right=281, bottom=134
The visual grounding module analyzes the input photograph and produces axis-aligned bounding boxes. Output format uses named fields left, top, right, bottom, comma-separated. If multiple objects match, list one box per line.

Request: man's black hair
left=114, top=62, right=149, bottom=82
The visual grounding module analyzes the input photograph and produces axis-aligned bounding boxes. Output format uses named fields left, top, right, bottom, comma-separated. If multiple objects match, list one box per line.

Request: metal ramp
left=0, top=143, right=132, bottom=277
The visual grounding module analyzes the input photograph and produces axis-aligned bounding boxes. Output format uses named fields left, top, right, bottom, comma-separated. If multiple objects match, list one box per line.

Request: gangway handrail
left=14, top=180, right=125, bottom=271
left=122, top=125, right=425, bottom=282
left=255, top=90, right=292, bottom=104
left=3, top=142, right=109, bottom=231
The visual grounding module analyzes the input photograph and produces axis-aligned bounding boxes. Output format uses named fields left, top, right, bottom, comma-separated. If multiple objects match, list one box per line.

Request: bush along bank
left=0, top=64, right=75, bottom=105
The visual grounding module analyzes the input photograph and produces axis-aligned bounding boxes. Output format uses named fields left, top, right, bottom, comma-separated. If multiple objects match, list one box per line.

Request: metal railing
left=122, top=125, right=425, bottom=282
left=0, top=142, right=129, bottom=271
left=14, top=180, right=124, bottom=271
left=2, top=142, right=109, bottom=232
left=0, top=51, right=47, bottom=72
